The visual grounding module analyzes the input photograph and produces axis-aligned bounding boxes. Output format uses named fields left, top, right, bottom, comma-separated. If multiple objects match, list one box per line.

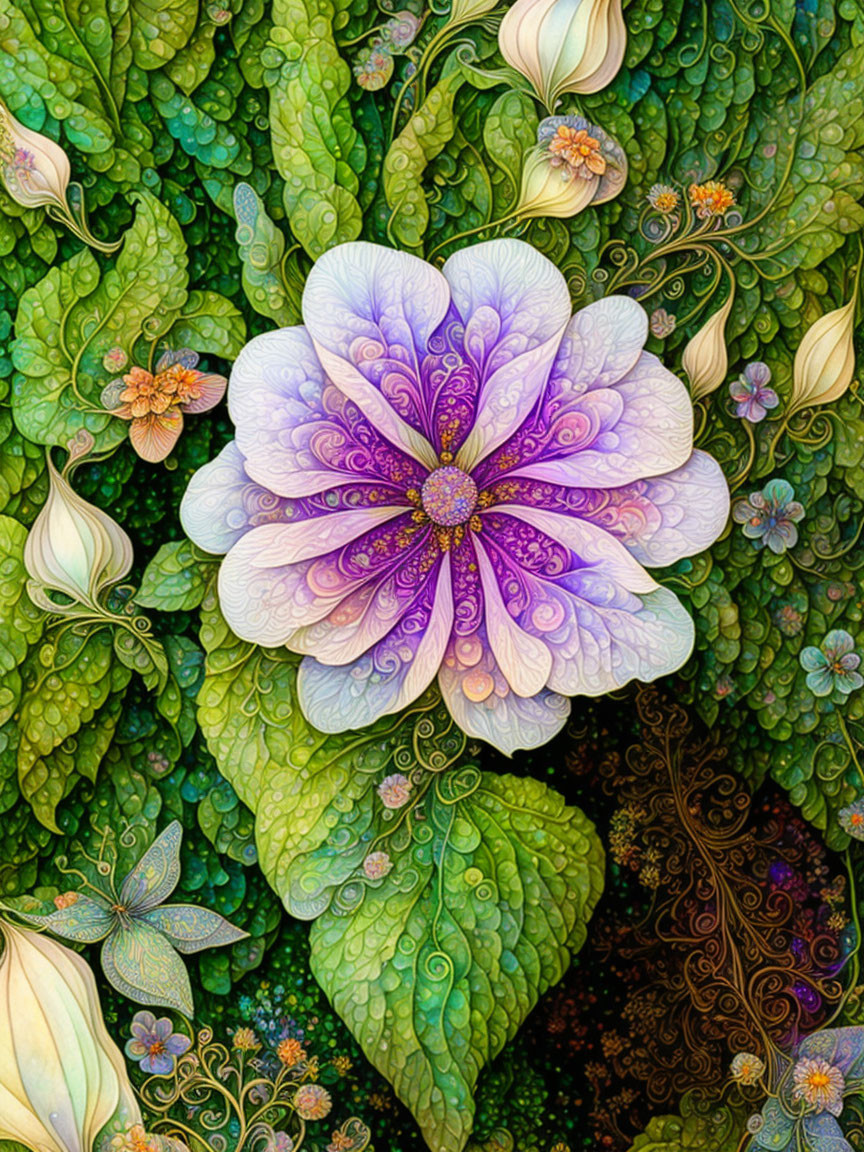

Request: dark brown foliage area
left=525, top=688, right=851, bottom=1148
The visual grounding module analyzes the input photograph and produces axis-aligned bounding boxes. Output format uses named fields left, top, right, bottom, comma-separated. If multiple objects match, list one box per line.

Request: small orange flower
left=277, top=1037, right=307, bottom=1067
left=547, top=125, right=606, bottom=178
left=53, top=891, right=79, bottom=910
left=101, top=349, right=227, bottom=463
left=688, top=180, right=735, bottom=219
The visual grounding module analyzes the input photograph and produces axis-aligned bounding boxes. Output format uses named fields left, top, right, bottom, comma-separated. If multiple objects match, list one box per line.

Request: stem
left=425, top=208, right=520, bottom=261
left=839, top=711, right=864, bottom=793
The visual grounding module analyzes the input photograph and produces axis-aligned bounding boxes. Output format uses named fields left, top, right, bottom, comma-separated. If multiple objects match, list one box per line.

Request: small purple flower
left=732, top=479, right=804, bottom=553
left=125, top=1010, right=191, bottom=1075
left=729, top=361, right=779, bottom=423
left=800, top=630, right=863, bottom=698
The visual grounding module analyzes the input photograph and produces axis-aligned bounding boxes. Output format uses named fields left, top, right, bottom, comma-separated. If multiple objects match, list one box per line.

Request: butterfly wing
left=101, top=918, right=194, bottom=1018
left=140, top=904, right=248, bottom=954
left=120, top=821, right=183, bottom=913
left=15, top=893, right=114, bottom=943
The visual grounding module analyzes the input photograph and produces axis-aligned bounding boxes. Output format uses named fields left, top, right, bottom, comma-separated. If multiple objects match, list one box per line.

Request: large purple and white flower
left=181, top=240, right=729, bottom=754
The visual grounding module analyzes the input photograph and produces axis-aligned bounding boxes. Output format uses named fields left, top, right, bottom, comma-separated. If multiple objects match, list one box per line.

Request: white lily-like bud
left=790, top=297, right=856, bottom=415
left=515, top=116, right=627, bottom=220
left=0, top=920, right=142, bottom=1151
left=682, top=287, right=735, bottom=400
left=24, top=452, right=133, bottom=614
left=0, top=100, right=120, bottom=252
left=0, top=103, right=71, bottom=213
left=499, top=0, right=626, bottom=111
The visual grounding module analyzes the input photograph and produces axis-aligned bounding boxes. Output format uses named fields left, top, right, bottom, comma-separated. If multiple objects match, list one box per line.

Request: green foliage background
left=1, top=0, right=864, bottom=1148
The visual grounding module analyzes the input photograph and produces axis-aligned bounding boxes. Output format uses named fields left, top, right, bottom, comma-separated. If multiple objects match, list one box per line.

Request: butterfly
left=19, top=821, right=247, bottom=1017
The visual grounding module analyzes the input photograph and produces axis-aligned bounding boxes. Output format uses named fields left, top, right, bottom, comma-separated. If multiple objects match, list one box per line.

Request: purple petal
left=441, top=239, right=571, bottom=470
left=744, top=361, right=771, bottom=387
left=492, top=450, right=729, bottom=568
left=739, top=398, right=767, bottom=422
left=487, top=350, right=692, bottom=490
left=473, top=535, right=553, bottom=696
left=164, top=1033, right=193, bottom=1056
left=181, top=441, right=413, bottom=557
left=152, top=1017, right=174, bottom=1041
left=729, top=379, right=754, bottom=403
left=297, top=557, right=453, bottom=731
left=125, top=1038, right=148, bottom=1058
left=131, top=1011, right=158, bottom=1039
left=302, top=242, right=446, bottom=468
left=141, top=1052, right=175, bottom=1076
left=438, top=621, right=570, bottom=755
left=228, top=326, right=429, bottom=498
left=477, top=506, right=694, bottom=696
left=217, top=513, right=431, bottom=646
left=288, top=532, right=443, bottom=665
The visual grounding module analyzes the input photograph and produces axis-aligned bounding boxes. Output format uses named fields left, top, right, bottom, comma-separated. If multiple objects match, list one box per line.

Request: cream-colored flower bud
left=24, top=453, right=133, bottom=613
left=448, top=0, right=499, bottom=24
left=790, top=297, right=856, bottom=415
left=516, top=148, right=600, bottom=219
left=682, top=288, right=735, bottom=400
left=0, top=920, right=142, bottom=1151
left=0, top=103, right=71, bottom=213
left=515, top=116, right=627, bottom=220
left=499, top=0, right=626, bottom=111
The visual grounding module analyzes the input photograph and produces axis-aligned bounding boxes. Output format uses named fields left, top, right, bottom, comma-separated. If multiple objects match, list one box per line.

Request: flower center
left=421, top=466, right=478, bottom=527
left=148, top=1040, right=166, bottom=1057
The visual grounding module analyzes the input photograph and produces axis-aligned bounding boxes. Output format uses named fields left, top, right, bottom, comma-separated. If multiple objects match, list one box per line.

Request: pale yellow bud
left=0, top=920, right=142, bottom=1151
left=0, top=103, right=71, bottom=214
left=790, top=297, right=856, bottom=415
left=499, top=0, right=626, bottom=111
left=682, top=289, right=735, bottom=400
left=516, top=148, right=600, bottom=219
left=448, top=0, right=499, bottom=24
left=24, top=453, right=133, bottom=614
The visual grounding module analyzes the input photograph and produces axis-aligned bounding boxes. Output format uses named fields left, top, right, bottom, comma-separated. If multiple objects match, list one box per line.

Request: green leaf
left=0, top=515, right=43, bottom=675
left=233, top=182, right=301, bottom=325
left=164, top=289, right=246, bottom=360
left=740, top=40, right=864, bottom=277
left=17, top=627, right=131, bottom=830
left=113, top=627, right=169, bottom=692
left=0, top=1, right=117, bottom=158
left=11, top=191, right=189, bottom=450
left=130, top=0, right=197, bottom=69
left=267, top=0, right=365, bottom=257
left=150, top=73, right=251, bottom=170
left=629, top=1090, right=750, bottom=1151
left=311, top=770, right=604, bottom=1152
left=137, top=540, right=214, bottom=612
left=196, top=588, right=416, bottom=912
left=383, top=58, right=465, bottom=253
left=27, top=0, right=132, bottom=128
left=483, top=91, right=538, bottom=218
left=196, top=595, right=600, bottom=1150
